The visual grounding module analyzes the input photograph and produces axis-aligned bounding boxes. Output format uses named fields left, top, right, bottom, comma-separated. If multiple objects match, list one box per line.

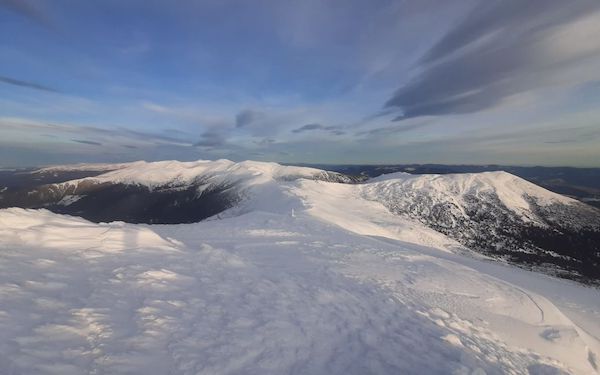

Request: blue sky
left=1, top=0, right=600, bottom=167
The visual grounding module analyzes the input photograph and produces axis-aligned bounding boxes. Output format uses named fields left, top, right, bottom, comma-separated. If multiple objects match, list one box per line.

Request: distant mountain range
left=304, top=163, right=600, bottom=209
left=0, top=160, right=598, bottom=284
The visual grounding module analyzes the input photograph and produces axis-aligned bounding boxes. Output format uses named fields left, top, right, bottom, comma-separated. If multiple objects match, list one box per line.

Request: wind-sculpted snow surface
left=362, top=172, right=600, bottom=283
left=1, top=208, right=599, bottom=374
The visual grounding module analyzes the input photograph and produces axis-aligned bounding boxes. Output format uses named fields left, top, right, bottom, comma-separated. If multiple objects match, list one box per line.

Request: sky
left=1, top=0, right=600, bottom=167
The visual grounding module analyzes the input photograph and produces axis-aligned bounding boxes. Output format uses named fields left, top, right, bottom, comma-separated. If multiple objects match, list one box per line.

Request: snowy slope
left=290, top=179, right=463, bottom=252
left=0, top=208, right=599, bottom=374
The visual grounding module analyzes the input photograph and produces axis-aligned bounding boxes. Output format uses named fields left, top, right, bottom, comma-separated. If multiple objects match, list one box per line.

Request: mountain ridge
left=0, top=159, right=598, bottom=283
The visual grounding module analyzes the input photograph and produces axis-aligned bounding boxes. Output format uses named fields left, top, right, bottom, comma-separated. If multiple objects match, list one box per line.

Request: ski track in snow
left=1, top=208, right=599, bottom=374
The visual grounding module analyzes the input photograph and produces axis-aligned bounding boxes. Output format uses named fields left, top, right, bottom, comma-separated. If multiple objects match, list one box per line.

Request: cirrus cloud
left=386, top=0, right=600, bottom=119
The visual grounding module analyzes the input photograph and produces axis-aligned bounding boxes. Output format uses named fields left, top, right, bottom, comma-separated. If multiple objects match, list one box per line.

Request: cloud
left=0, top=117, right=211, bottom=166
left=0, top=75, right=58, bottom=93
left=292, top=123, right=344, bottom=135
left=194, top=130, right=226, bottom=148
left=141, top=101, right=170, bottom=114
left=292, top=123, right=323, bottom=133
left=385, top=0, right=600, bottom=119
left=71, top=139, right=102, bottom=146
left=254, top=138, right=276, bottom=146
left=357, top=119, right=433, bottom=137
left=117, top=128, right=188, bottom=145
left=236, top=109, right=265, bottom=128
left=0, top=117, right=193, bottom=147
left=234, top=107, right=312, bottom=137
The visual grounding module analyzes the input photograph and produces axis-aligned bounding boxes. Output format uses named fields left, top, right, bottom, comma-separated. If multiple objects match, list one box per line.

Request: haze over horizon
left=1, top=0, right=600, bottom=167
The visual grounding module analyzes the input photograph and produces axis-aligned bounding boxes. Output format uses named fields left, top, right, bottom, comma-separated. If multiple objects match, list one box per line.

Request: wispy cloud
left=71, top=139, right=102, bottom=146
left=386, top=0, right=600, bottom=119
left=0, top=75, right=58, bottom=93
left=357, top=119, right=433, bottom=137
left=292, top=123, right=344, bottom=135
left=194, top=130, right=227, bottom=149
left=0, top=117, right=208, bottom=166
left=236, top=109, right=265, bottom=128
left=233, top=107, right=318, bottom=137
left=254, top=138, right=276, bottom=146
left=0, top=117, right=193, bottom=147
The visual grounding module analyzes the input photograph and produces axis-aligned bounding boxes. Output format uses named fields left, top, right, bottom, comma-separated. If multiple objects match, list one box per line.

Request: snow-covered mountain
left=0, top=160, right=355, bottom=223
left=0, top=159, right=599, bottom=283
left=361, top=171, right=600, bottom=282
left=1, top=159, right=600, bottom=374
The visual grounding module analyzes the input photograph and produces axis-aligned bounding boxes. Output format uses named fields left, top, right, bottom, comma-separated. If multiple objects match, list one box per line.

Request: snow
left=56, top=195, right=84, bottom=206
left=33, top=160, right=578, bottom=229
left=292, top=179, right=462, bottom=252
left=1, top=161, right=599, bottom=374
left=34, top=162, right=143, bottom=173
left=368, top=171, right=414, bottom=182
left=1, top=206, right=599, bottom=374
left=48, top=159, right=346, bottom=191
left=47, top=160, right=576, bottom=229
left=366, top=171, right=577, bottom=219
